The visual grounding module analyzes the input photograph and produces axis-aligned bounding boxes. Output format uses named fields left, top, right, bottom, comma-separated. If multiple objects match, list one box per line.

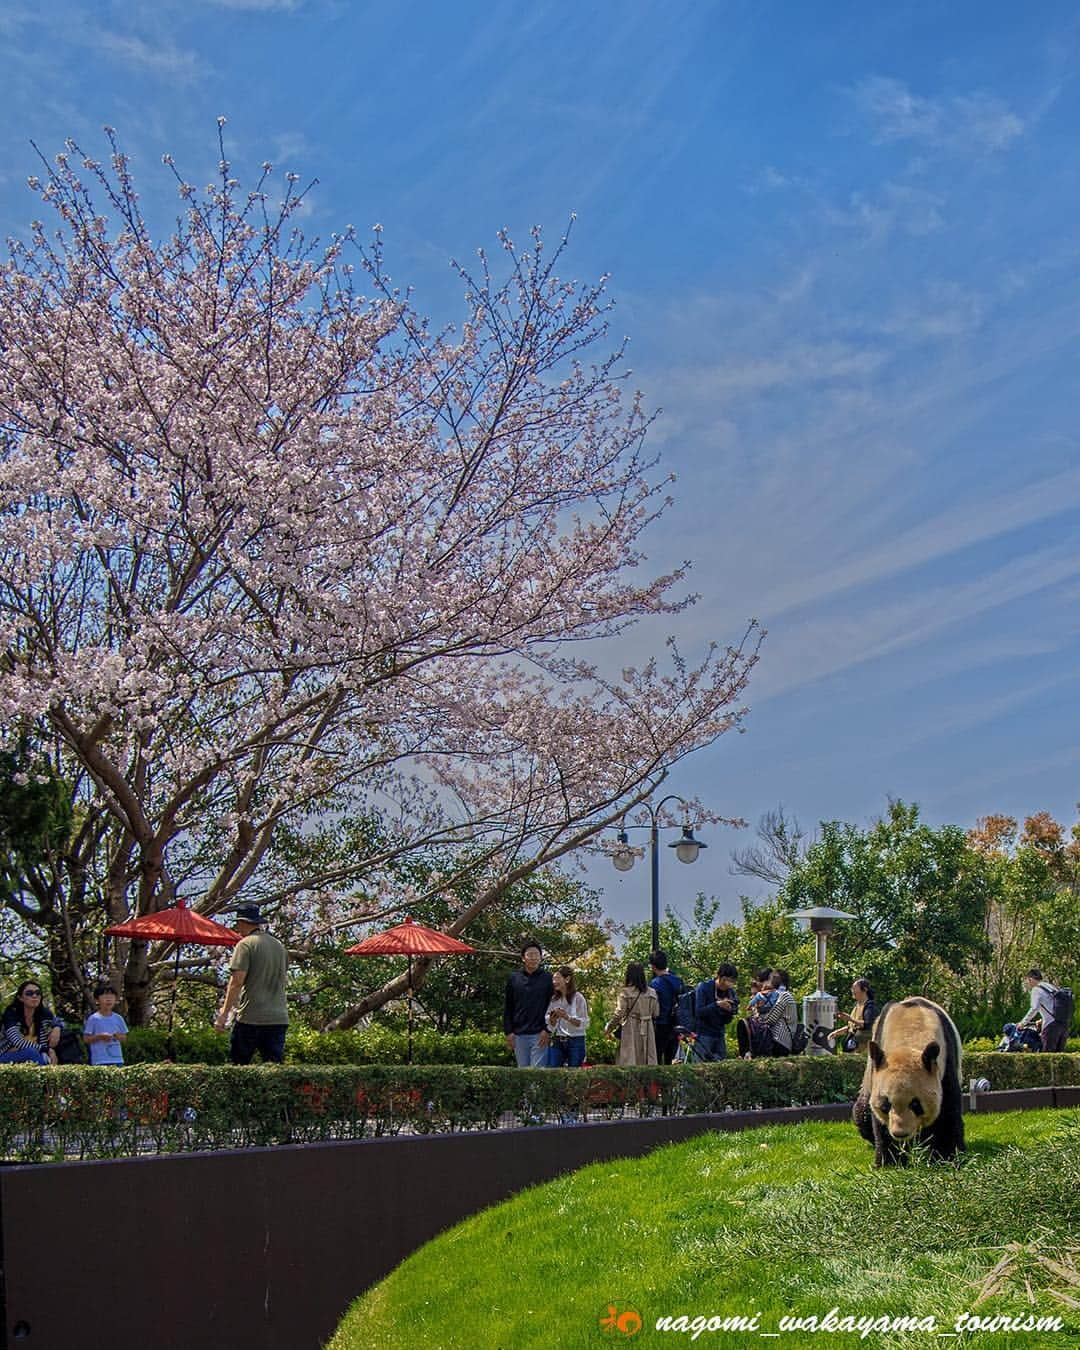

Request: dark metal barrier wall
left=0, top=1090, right=1071, bottom=1350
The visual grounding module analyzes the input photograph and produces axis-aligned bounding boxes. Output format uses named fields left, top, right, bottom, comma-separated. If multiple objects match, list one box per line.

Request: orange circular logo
left=599, top=1305, right=643, bottom=1336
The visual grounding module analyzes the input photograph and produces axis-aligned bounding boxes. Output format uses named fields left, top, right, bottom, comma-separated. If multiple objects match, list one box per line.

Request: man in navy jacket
left=693, top=962, right=739, bottom=1060
left=649, top=950, right=685, bottom=1065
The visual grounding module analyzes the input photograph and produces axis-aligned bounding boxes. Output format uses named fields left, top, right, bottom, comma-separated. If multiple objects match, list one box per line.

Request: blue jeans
left=546, top=1035, right=586, bottom=1068
left=230, top=1022, right=287, bottom=1064
left=512, top=1032, right=547, bottom=1067
left=0, top=1047, right=47, bottom=1065
left=693, top=1032, right=727, bottom=1061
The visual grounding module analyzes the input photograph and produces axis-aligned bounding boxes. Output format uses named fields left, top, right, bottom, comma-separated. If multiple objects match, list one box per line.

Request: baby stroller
left=674, top=1029, right=727, bottom=1064
left=672, top=987, right=727, bottom=1064
left=996, top=1022, right=1041, bottom=1052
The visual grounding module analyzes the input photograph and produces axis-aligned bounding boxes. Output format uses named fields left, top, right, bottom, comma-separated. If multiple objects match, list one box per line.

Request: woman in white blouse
left=545, top=967, right=589, bottom=1067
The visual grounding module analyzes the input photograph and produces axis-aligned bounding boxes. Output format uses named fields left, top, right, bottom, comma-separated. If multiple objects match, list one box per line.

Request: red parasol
left=105, top=898, right=241, bottom=947
left=346, top=919, right=476, bottom=1062
left=345, top=919, right=475, bottom=958
left=106, top=899, right=241, bottom=1054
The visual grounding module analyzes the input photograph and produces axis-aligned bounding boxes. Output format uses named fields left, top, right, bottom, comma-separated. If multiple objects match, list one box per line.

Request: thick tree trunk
left=45, top=923, right=86, bottom=1023
left=326, top=959, right=433, bottom=1031
left=122, top=941, right=154, bottom=1027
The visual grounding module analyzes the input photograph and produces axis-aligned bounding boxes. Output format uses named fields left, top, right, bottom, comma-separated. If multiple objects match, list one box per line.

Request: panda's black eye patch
left=877, top=1097, right=891, bottom=1114
left=909, top=1098, right=924, bottom=1116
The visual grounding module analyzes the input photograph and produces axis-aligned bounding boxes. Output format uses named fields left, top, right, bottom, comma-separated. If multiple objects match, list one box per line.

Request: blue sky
left=3, top=1, right=1079, bottom=927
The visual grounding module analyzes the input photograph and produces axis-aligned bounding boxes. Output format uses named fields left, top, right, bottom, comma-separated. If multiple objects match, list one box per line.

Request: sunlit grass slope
left=331, top=1110, right=1079, bottom=1350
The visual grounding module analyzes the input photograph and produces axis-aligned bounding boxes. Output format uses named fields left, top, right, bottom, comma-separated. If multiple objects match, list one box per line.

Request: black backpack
left=1046, top=985, right=1074, bottom=1028
left=675, top=986, right=697, bottom=1033
left=790, top=1022, right=809, bottom=1055
left=653, top=973, right=684, bottom=1024
left=54, top=1026, right=86, bottom=1064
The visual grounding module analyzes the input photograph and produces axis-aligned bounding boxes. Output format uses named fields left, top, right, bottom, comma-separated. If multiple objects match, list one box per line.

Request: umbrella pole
left=167, top=944, right=180, bottom=1061
left=407, top=955, right=413, bottom=1065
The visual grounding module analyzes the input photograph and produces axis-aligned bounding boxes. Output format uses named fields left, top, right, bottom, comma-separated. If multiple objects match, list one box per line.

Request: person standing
left=504, top=940, right=554, bottom=1068
left=754, top=969, right=798, bottom=1055
left=606, top=962, right=660, bottom=1066
left=83, top=983, right=128, bottom=1066
left=649, top=950, right=684, bottom=1065
left=1018, top=968, right=1069, bottom=1053
left=214, top=903, right=289, bottom=1064
left=693, top=963, right=739, bottom=1061
left=544, top=966, right=589, bottom=1068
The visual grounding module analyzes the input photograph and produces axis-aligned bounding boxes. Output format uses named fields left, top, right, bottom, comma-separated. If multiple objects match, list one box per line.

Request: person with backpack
left=741, top=969, right=798, bottom=1057
left=649, top=950, right=684, bottom=1065
left=1018, top=968, right=1073, bottom=1053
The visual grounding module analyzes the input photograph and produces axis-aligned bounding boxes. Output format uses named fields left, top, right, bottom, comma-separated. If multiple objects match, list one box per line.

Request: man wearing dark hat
left=213, top=902, right=289, bottom=1064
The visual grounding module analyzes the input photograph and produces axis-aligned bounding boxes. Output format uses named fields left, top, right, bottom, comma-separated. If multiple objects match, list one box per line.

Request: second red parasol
left=346, top=919, right=476, bottom=1063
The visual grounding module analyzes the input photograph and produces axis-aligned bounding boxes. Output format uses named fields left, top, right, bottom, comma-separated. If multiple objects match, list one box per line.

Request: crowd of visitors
left=4, top=936, right=1070, bottom=1070
left=508, top=943, right=885, bottom=1068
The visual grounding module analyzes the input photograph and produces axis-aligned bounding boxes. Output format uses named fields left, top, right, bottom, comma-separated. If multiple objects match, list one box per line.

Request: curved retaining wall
left=2, top=1087, right=1076, bottom=1350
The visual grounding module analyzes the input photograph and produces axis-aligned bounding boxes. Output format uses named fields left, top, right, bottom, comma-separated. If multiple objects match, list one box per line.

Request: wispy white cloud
left=755, top=541, right=1080, bottom=702
left=825, top=181, right=946, bottom=239
left=868, top=281, right=985, bottom=341
left=849, top=76, right=1026, bottom=155
left=744, top=165, right=809, bottom=195
left=681, top=342, right=887, bottom=400
left=901, top=669, right=1079, bottom=747
left=762, top=466, right=1080, bottom=620
left=768, top=263, right=819, bottom=305
left=93, top=32, right=203, bottom=81
left=939, top=744, right=1080, bottom=809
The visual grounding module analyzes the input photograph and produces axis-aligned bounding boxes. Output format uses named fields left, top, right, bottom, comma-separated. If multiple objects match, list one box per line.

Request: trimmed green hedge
left=121, top=1025, right=614, bottom=1066
left=122, top=1026, right=529, bottom=1066
left=1, top=1052, right=1076, bottom=1163
left=120, top=1025, right=1080, bottom=1067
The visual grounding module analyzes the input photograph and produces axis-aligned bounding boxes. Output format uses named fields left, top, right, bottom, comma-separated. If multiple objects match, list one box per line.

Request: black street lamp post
left=610, top=795, right=708, bottom=951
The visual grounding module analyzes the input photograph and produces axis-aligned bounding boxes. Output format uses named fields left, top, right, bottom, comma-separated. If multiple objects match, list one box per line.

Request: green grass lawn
left=330, top=1109, right=1079, bottom=1350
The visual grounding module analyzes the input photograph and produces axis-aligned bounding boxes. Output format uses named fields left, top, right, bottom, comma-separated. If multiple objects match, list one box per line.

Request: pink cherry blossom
left=0, top=131, right=763, bottom=1022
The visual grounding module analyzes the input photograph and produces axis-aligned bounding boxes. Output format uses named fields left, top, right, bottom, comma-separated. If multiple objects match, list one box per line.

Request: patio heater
left=786, top=906, right=855, bottom=1055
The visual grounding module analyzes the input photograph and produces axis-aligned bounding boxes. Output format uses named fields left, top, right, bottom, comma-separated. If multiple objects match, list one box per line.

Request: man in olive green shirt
left=214, top=903, right=289, bottom=1064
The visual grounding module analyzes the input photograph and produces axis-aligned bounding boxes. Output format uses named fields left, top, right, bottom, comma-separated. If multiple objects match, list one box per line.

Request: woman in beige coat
left=605, top=962, right=660, bottom=1066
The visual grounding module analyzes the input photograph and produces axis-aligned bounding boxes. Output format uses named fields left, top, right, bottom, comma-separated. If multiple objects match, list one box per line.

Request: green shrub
left=1, top=1052, right=1076, bottom=1163
left=124, top=1027, right=230, bottom=1063
left=123, top=1025, right=516, bottom=1066
left=124, top=1024, right=618, bottom=1067
left=285, top=1026, right=515, bottom=1065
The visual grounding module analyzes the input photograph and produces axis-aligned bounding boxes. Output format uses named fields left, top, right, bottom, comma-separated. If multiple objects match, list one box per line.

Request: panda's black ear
left=868, top=1040, right=885, bottom=1069
left=922, top=1041, right=941, bottom=1071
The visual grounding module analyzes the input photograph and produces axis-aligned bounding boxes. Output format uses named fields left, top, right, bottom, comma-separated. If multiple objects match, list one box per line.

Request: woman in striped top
left=739, top=969, right=798, bottom=1057
left=757, top=971, right=798, bottom=1053
left=0, top=980, right=60, bottom=1065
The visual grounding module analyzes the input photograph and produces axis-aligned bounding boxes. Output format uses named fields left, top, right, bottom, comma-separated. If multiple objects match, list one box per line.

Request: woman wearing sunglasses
left=1, top=980, right=61, bottom=1065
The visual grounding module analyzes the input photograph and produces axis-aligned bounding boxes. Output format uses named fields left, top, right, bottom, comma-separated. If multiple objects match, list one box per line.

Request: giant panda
left=852, top=997, right=964, bottom=1167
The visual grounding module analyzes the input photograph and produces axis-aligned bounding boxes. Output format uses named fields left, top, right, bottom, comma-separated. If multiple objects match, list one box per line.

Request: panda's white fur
left=853, top=997, right=964, bottom=1166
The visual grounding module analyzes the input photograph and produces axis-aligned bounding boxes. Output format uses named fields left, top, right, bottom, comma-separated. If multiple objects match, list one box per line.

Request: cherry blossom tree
left=0, top=128, right=762, bottom=1023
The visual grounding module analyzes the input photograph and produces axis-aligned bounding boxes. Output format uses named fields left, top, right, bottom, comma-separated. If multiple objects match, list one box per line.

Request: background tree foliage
left=778, top=799, right=993, bottom=1003
left=616, top=893, right=810, bottom=996
left=961, top=808, right=1080, bottom=1031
